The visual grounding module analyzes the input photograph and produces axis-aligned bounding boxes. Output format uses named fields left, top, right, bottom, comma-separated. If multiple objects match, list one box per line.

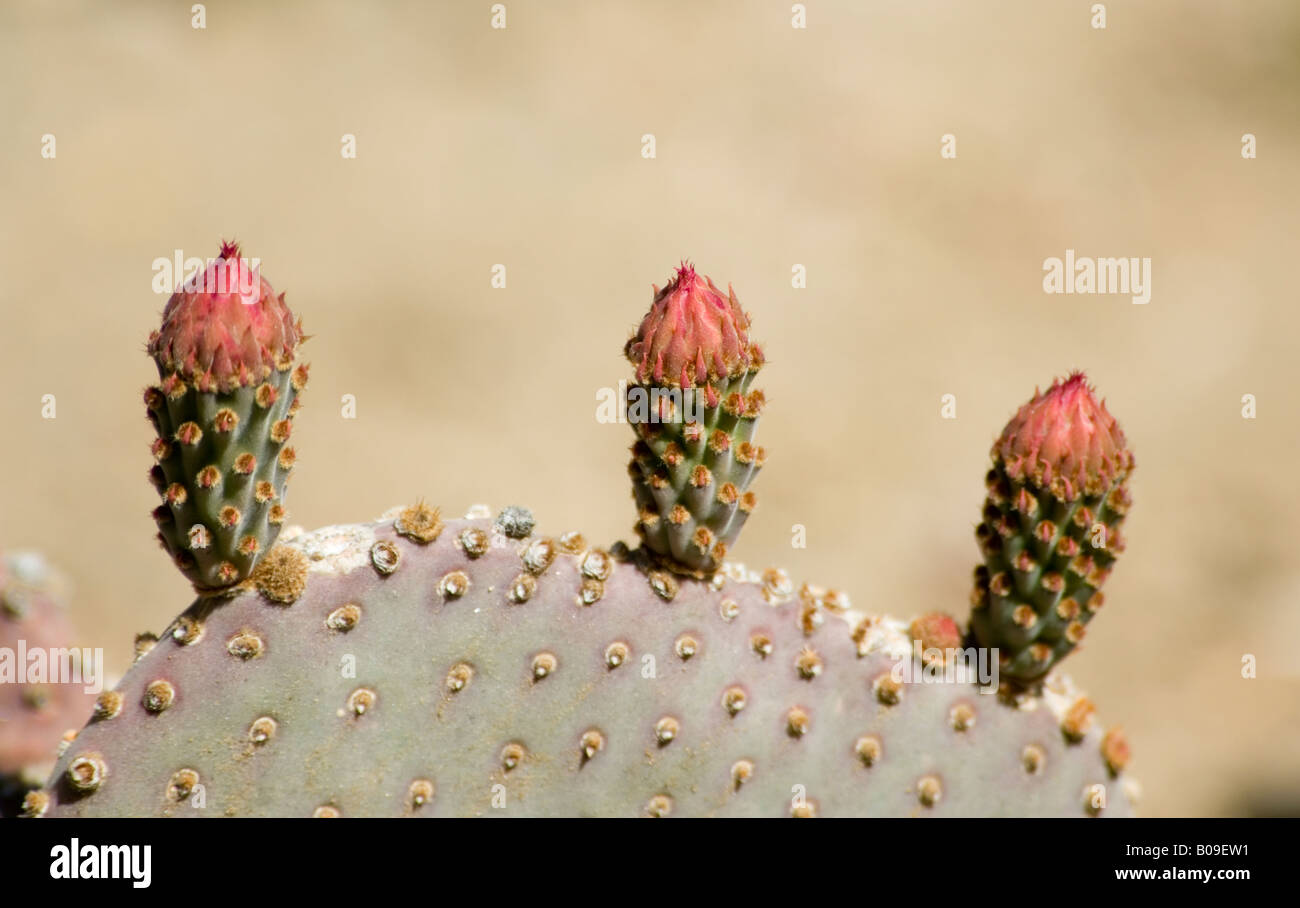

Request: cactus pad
left=0, top=551, right=97, bottom=816
left=34, top=508, right=1134, bottom=818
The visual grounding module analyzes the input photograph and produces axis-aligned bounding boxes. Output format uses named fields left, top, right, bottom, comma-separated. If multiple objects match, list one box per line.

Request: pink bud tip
left=910, top=612, right=963, bottom=652
left=625, top=263, right=756, bottom=387
left=995, top=372, right=1133, bottom=495
left=148, top=242, right=301, bottom=389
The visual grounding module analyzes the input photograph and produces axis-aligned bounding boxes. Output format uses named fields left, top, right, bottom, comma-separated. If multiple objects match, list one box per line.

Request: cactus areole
left=970, top=372, right=1134, bottom=685
left=625, top=264, right=768, bottom=578
left=145, top=242, right=309, bottom=593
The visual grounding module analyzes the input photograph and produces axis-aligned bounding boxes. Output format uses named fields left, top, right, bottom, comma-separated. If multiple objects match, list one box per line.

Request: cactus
left=145, top=241, right=308, bottom=593
left=25, top=258, right=1138, bottom=818
left=0, top=552, right=97, bottom=816
left=968, top=373, right=1134, bottom=685
left=625, top=264, right=766, bottom=578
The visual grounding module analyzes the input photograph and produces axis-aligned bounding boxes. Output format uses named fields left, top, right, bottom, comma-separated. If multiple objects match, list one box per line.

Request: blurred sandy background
left=2, top=0, right=1297, bottom=816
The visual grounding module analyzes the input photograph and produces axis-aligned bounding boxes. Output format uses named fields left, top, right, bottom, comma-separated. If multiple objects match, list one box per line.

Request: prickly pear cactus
left=31, top=507, right=1133, bottom=818
left=0, top=551, right=97, bottom=816
left=145, top=241, right=308, bottom=592
left=969, top=373, right=1134, bottom=684
left=21, top=254, right=1141, bottom=818
left=625, top=265, right=766, bottom=578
